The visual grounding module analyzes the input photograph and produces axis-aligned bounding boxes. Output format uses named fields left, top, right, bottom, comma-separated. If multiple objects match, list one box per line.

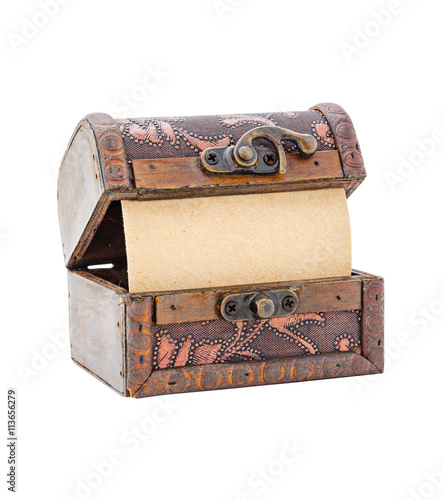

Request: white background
left=2, top=1, right=443, bottom=499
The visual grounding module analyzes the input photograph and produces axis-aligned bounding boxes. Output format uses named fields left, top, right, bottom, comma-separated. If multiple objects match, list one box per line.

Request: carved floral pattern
left=118, top=117, right=232, bottom=152
left=115, top=110, right=336, bottom=160
left=153, top=311, right=361, bottom=370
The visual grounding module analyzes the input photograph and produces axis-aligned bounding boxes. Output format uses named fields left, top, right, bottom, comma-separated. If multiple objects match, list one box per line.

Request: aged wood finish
left=361, top=278, right=384, bottom=372
left=59, top=104, right=363, bottom=268
left=66, top=269, right=382, bottom=398
left=311, top=103, right=366, bottom=196
left=132, top=273, right=383, bottom=397
left=132, top=151, right=343, bottom=192
left=84, top=113, right=133, bottom=191
left=59, top=113, right=134, bottom=268
left=126, top=178, right=358, bottom=202
left=60, top=105, right=384, bottom=398
left=58, top=124, right=106, bottom=267
left=125, top=297, right=154, bottom=396
left=147, top=268, right=369, bottom=298
left=155, top=278, right=362, bottom=325
left=68, top=271, right=127, bottom=394
left=133, top=351, right=378, bottom=398
left=74, top=201, right=127, bottom=268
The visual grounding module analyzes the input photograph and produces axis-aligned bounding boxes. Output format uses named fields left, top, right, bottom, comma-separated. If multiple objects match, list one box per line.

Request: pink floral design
left=119, top=118, right=231, bottom=152
left=153, top=313, right=329, bottom=369
left=311, top=120, right=335, bottom=148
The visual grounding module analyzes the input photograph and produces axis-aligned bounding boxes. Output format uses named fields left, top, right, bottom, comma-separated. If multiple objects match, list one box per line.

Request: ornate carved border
left=132, top=273, right=384, bottom=398
left=125, top=297, right=153, bottom=396
left=310, top=103, right=366, bottom=196
left=361, top=278, right=384, bottom=372
left=133, top=352, right=378, bottom=398
left=85, top=113, right=133, bottom=190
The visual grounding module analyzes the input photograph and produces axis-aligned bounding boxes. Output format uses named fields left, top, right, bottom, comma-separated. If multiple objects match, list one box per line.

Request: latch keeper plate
left=220, top=288, right=300, bottom=322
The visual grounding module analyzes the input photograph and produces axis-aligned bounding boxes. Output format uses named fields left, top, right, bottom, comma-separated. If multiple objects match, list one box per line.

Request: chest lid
left=57, top=103, right=365, bottom=271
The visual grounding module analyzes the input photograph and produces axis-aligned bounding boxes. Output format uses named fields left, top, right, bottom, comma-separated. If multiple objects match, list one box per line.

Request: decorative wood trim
left=61, top=107, right=380, bottom=398
left=60, top=106, right=366, bottom=267
left=125, top=297, right=154, bottom=396
left=60, top=113, right=134, bottom=268
left=361, top=277, right=384, bottom=372
left=84, top=113, right=134, bottom=191
left=132, top=271, right=384, bottom=398
left=133, top=351, right=378, bottom=398
left=310, top=103, right=366, bottom=196
left=67, top=269, right=382, bottom=398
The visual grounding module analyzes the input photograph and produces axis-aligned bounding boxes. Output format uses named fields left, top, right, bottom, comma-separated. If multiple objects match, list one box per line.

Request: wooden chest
left=57, top=103, right=384, bottom=397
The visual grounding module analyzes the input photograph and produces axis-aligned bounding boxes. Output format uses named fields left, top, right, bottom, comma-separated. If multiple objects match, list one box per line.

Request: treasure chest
left=57, top=103, right=384, bottom=398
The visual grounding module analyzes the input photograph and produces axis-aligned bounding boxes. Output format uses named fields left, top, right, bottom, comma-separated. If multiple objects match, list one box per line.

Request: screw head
left=263, top=151, right=278, bottom=166
left=205, top=151, right=219, bottom=165
left=225, top=301, right=238, bottom=316
left=282, top=295, right=297, bottom=312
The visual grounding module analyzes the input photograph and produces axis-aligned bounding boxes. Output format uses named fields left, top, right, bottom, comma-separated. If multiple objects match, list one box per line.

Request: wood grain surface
left=155, top=278, right=361, bottom=325
left=133, top=151, right=342, bottom=191
left=68, top=271, right=126, bottom=394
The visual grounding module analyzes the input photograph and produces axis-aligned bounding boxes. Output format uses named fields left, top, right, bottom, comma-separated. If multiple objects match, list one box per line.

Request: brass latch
left=201, top=125, right=317, bottom=175
left=220, top=288, right=299, bottom=322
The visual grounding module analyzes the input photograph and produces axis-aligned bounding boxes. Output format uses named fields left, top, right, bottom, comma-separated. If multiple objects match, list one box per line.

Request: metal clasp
left=201, top=126, right=317, bottom=175
left=220, top=288, right=299, bottom=322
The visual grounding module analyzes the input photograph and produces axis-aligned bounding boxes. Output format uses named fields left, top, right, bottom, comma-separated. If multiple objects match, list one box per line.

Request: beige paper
left=122, top=188, right=351, bottom=293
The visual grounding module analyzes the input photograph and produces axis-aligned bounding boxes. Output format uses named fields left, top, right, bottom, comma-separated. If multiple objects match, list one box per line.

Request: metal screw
left=263, top=151, right=278, bottom=166
left=225, top=301, right=238, bottom=315
left=205, top=151, right=219, bottom=165
left=282, top=296, right=296, bottom=311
